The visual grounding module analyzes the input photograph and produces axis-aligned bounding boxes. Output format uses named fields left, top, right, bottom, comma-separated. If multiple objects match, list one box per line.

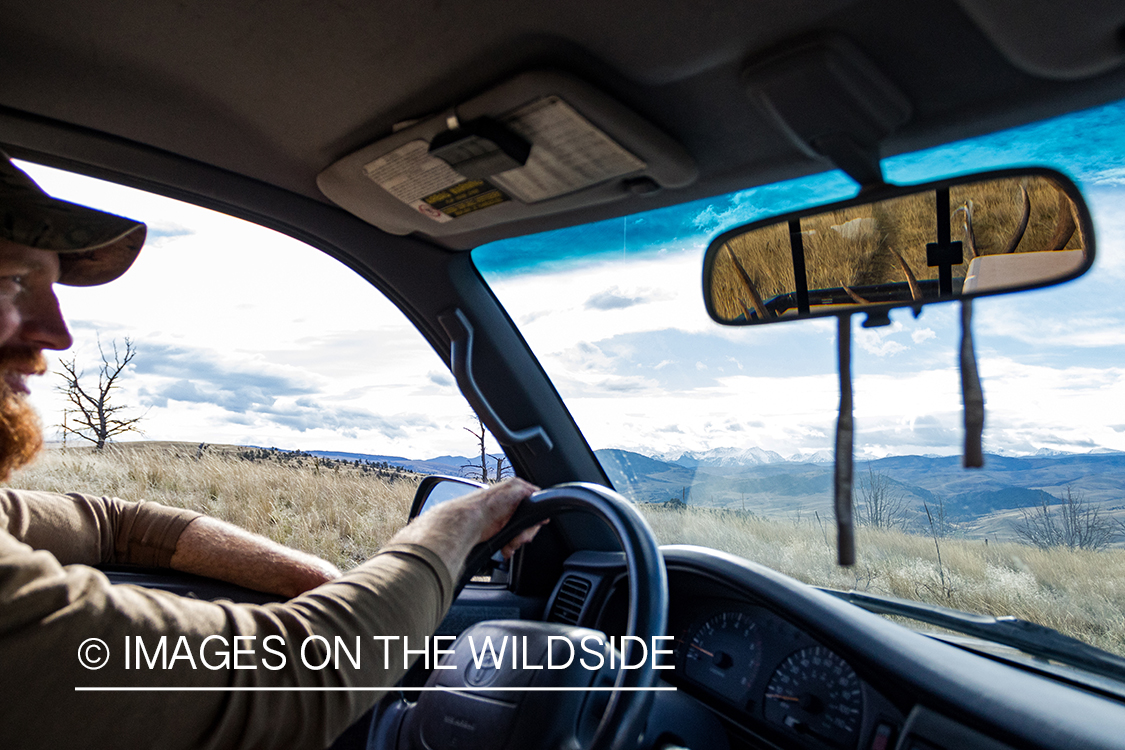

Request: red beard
left=0, top=348, right=46, bottom=480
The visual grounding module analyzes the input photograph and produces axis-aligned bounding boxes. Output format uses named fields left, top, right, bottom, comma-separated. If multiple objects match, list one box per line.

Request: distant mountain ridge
left=592, top=447, right=1125, bottom=541
left=305, top=444, right=1125, bottom=476
left=655, top=446, right=789, bottom=467
left=304, top=450, right=506, bottom=477
left=300, top=445, right=1125, bottom=537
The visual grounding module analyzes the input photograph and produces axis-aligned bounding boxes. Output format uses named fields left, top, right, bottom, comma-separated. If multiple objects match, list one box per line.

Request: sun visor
left=317, top=72, right=696, bottom=238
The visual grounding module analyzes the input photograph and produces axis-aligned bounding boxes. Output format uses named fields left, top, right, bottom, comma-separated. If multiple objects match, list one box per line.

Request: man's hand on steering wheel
left=377, top=483, right=669, bottom=750
left=390, top=477, right=544, bottom=580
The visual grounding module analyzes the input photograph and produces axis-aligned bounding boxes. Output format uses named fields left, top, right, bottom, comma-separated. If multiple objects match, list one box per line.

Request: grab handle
left=438, top=308, right=553, bottom=456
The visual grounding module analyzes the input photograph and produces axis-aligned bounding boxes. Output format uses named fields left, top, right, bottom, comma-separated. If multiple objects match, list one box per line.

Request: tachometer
left=763, top=645, right=863, bottom=748
left=683, top=610, right=763, bottom=705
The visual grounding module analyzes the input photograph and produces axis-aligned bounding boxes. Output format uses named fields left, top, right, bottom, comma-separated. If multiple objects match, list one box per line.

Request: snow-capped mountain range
left=655, top=446, right=820, bottom=466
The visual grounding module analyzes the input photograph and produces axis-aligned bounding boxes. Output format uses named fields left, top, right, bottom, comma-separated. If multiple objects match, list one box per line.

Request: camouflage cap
left=0, top=152, right=145, bottom=286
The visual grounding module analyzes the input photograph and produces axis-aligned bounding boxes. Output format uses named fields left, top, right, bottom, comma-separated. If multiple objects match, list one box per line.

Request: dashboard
left=542, top=546, right=1125, bottom=750
left=105, top=544, right=1125, bottom=750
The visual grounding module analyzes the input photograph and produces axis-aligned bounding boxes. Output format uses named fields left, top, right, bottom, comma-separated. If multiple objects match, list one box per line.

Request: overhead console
left=317, top=71, right=697, bottom=240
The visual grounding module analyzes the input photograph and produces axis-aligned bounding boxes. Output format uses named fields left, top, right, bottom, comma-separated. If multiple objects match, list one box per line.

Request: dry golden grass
left=9, top=446, right=1123, bottom=658
left=710, top=175, right=1084, bottom=321
left=639, top=505, right=1125, bottom=657
left=6, top=445, right=418, bottom=570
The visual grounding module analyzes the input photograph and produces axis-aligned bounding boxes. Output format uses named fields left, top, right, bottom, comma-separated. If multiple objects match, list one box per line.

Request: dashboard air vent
left=548, top=575, right=591, bottom=624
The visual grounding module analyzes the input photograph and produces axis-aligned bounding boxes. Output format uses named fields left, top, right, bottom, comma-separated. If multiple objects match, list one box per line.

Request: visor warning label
left=422, top=179, right=509, bottom=218
left=363, top=140, right=510, bottom=222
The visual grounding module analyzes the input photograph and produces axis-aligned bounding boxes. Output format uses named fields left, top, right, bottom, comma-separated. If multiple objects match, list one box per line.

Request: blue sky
left=475, top=98, right=1125, bottom=459
left=19, top=97, right=1125, bottom=460
left=478, top=99, right=1125, bottom=278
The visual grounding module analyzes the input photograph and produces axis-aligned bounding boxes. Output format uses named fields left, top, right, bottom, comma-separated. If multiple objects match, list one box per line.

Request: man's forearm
left=173, top=478, right=543, bottom=599
left=170, top=516, right=340, bottom=598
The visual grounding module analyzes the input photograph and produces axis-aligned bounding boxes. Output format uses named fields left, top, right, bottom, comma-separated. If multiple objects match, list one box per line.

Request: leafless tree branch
left=856, top=465, right=910, bottom=531
left=55, top=337, right=144, bottom=450
left=1013, top=486, right=1119, bottom=551
left=459, top=415, right=510, bottom=483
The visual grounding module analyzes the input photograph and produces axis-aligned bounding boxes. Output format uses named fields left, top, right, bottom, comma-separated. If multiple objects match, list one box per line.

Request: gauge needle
left=689, top=644, right=715, bottom=657
left=765, top=694, right=799, bottom=702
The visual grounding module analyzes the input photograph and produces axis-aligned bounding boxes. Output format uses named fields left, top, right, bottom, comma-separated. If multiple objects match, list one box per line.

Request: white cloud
left=18, top=162, right=1125, bottom=462
left=855, top=322, right=908, bottom=357
left=912, top=328, right=937, bottom=344
left=584, top=285, right=672, bottom=311
left=975, top=301, right=1125, bottom=348
left=1085, top=188, right=1125, bottom=278
left=1089, top=166, right=1125, bottom=187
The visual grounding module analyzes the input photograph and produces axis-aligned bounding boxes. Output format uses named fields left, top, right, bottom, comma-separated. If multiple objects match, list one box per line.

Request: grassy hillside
left=7, top=444, right=419, bottom=570
left=638, top=504, right=1125, bottom=657
left=8, top=444, right=1123, bottom=658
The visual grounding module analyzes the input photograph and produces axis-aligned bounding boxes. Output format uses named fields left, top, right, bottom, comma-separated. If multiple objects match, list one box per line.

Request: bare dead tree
left=56, top=338, right=144, bottom=450
left=493, top=454, right=512, bottom=482
left=856, top=465, right=910, bottom=531
left=461, top=416, right=489, bottom=483
left=460, top=416, right=510, bottom=483
left=1013, top=486, right=1119, bottom=551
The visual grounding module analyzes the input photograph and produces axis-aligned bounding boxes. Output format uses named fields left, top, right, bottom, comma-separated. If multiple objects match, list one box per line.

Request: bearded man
left=0, top=152, right=540, bottom=749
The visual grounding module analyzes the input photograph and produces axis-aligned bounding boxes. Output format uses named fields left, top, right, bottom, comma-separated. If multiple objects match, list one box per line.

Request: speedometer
left=764, top=645, right=863, bottom=748
left=683, top=610, right=763, bottom=705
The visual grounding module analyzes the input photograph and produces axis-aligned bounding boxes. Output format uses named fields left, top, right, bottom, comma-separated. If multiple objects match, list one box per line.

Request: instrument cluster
left=592, top=569, right=878, bottom=750
left=672, top=602, right=864, bottom=748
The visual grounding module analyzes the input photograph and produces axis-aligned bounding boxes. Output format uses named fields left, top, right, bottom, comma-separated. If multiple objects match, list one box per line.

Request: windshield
left=474, top=99, right=1125, bottom=659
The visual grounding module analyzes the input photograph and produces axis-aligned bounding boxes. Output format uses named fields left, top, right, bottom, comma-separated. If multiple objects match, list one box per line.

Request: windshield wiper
left=818, top=588, right=1125, bottom=685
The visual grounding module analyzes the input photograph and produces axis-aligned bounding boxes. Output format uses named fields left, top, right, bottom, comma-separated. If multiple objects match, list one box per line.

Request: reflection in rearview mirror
left=703, top=170, right=1093, bottom=325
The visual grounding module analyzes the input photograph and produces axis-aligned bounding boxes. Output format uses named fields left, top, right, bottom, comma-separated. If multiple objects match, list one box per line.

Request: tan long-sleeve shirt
left=0, top=489, right=453, bottom=749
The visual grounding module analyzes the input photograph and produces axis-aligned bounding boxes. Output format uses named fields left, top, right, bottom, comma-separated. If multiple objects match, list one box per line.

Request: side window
left=5, top=162, right=491, bottom=570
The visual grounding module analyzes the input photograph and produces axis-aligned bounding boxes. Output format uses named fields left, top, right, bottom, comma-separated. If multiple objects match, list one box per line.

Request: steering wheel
left=369, top=482, right=668, bottom=750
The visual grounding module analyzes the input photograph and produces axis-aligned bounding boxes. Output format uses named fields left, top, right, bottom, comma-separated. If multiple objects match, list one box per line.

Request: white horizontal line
left=75, top=686, right=677, bottom=693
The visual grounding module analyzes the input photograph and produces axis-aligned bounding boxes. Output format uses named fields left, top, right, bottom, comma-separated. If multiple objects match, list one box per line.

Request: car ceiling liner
left=953, top=0, right=1125, bottom=80
left=745, top=37, right=985, bottom=566
left=317, top=71, right=697, bottom=240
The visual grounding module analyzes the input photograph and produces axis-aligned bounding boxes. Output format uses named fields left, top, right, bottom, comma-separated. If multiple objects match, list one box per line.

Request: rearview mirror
left=703, top=169, right=1094, bottom=325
